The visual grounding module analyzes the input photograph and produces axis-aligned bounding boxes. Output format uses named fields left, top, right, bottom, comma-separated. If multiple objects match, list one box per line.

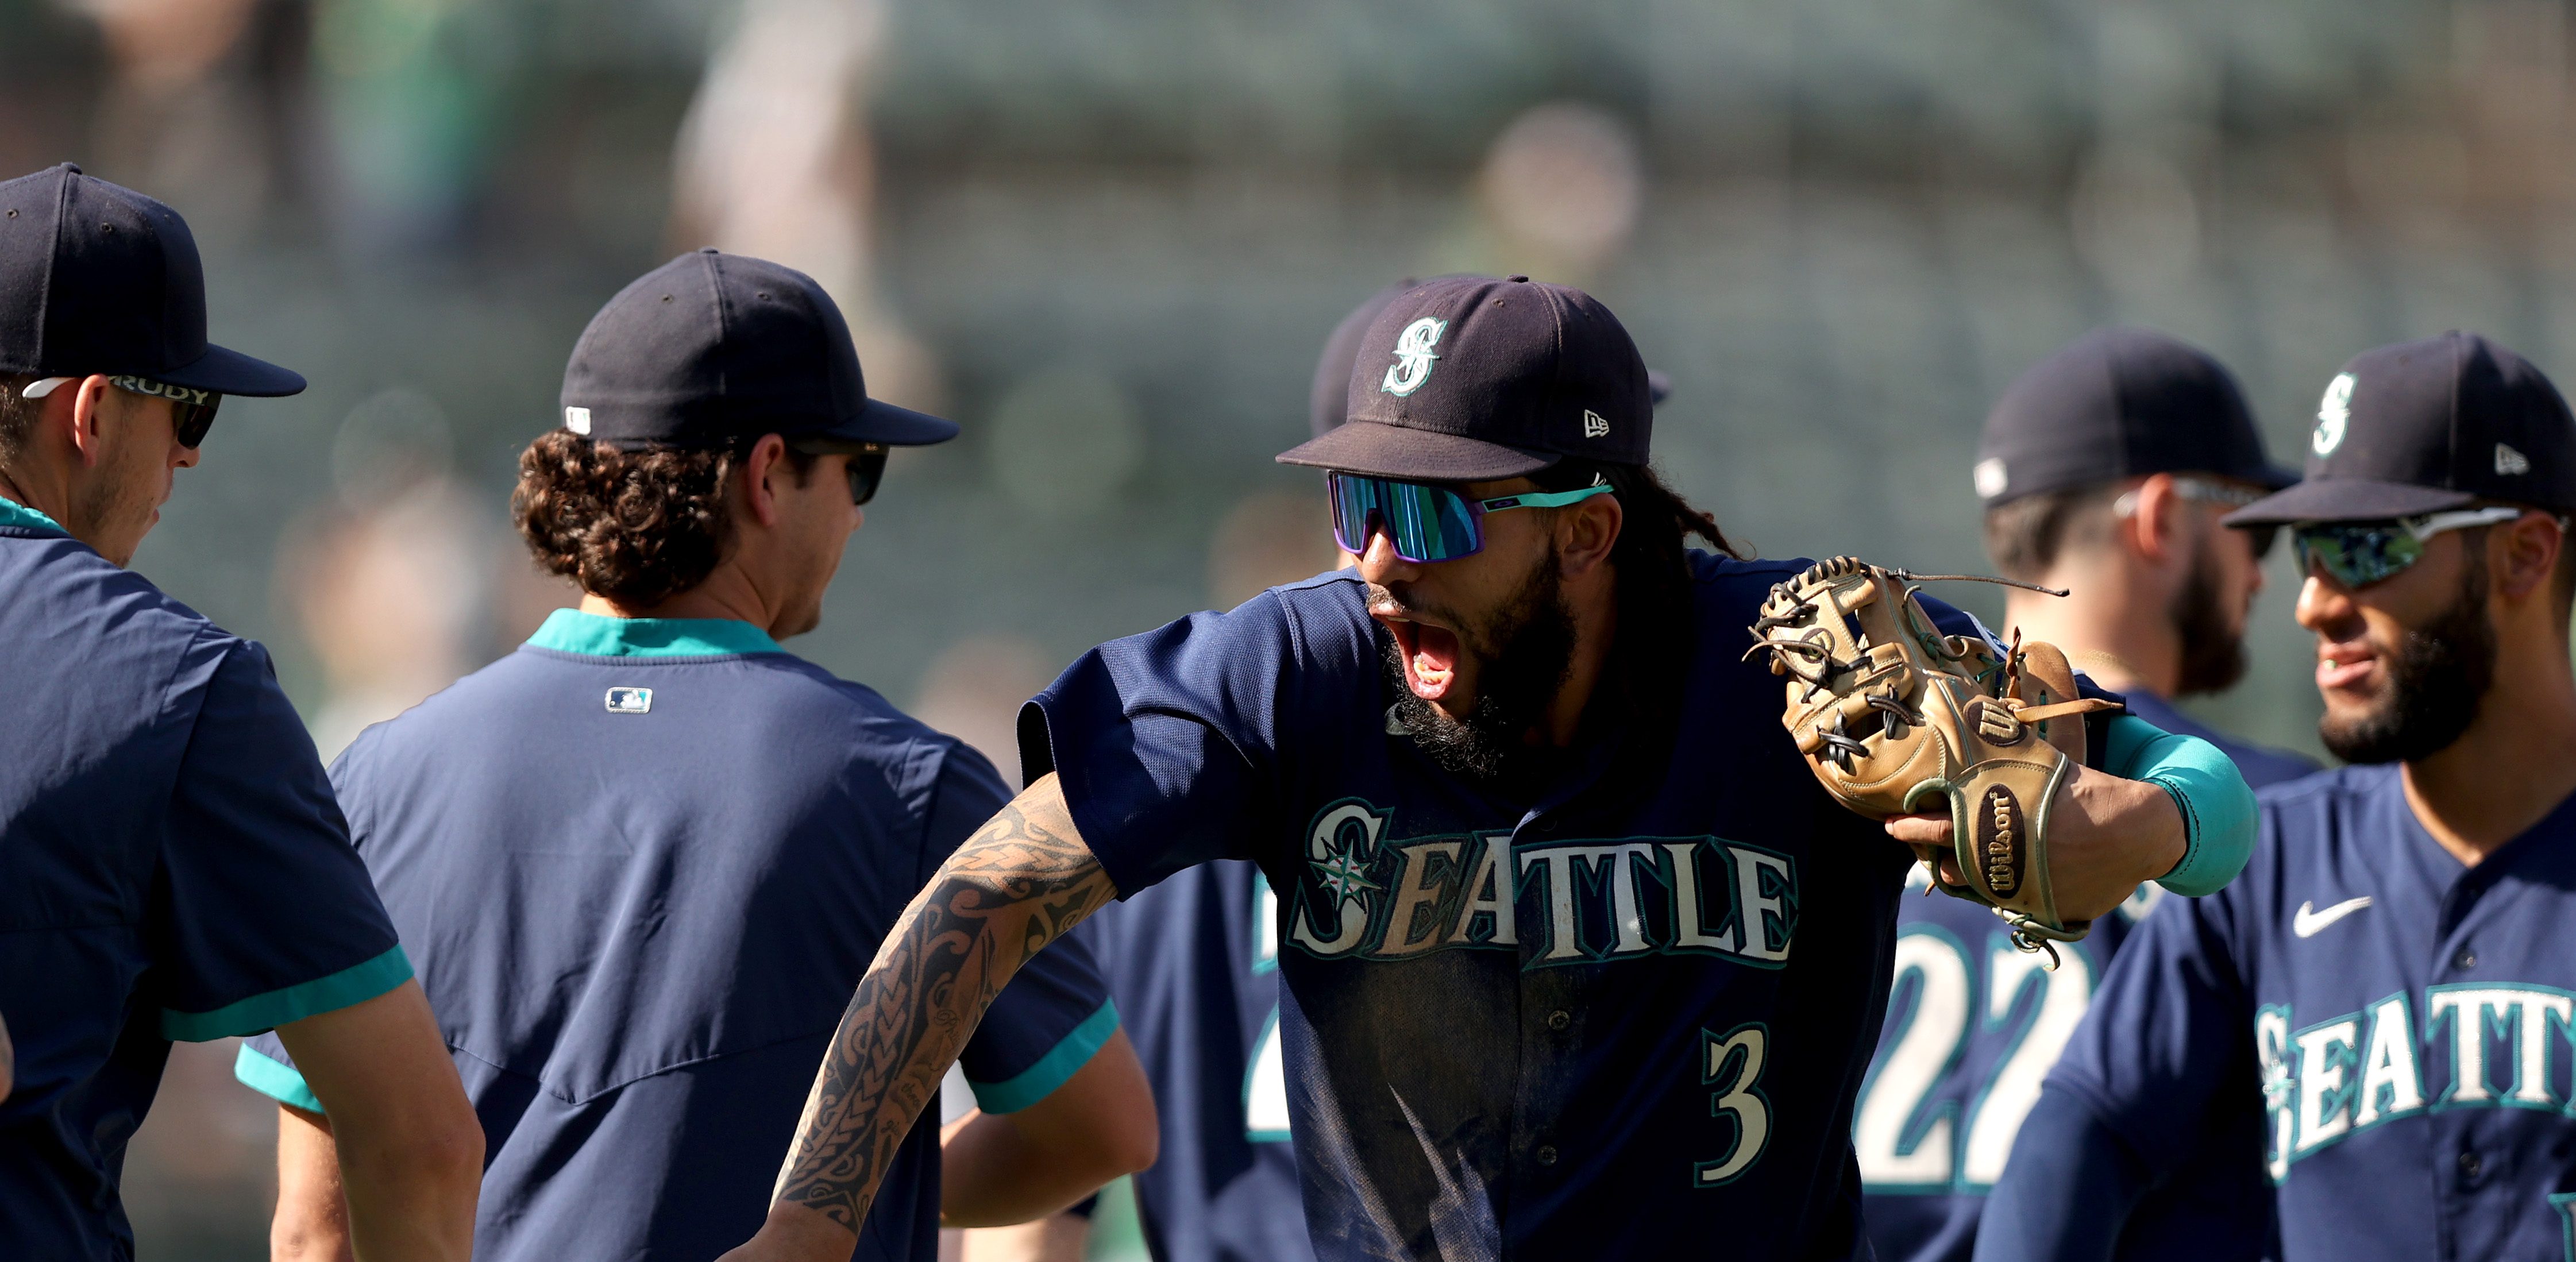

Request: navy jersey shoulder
left=308, top=642, right=1112, bottom=1262
left=2029, top=765, right=2576, bottom=1262
left=1083, top=860, right=1315, bottom=1262
left=0, top=526, right=398, bottom=1261
left=1024, top=553, right=1973, bottom=1260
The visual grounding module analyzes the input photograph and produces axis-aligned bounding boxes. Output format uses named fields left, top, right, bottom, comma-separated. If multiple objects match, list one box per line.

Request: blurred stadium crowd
left=9, top=0, right=2576, bottom=1254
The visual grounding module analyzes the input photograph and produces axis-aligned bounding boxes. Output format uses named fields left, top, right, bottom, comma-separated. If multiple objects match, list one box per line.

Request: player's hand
left=714, top=1203, right=859, bottom=1262
left=1883, top=762, right=2186, bottom=923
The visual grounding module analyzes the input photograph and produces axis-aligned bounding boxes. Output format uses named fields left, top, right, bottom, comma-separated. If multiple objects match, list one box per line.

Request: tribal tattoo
left=770, top=773, right=1116, bottom=1231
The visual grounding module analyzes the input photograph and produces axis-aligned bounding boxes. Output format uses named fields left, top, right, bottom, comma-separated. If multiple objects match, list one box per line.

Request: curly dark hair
left=512, top=431, right=813, bottom=609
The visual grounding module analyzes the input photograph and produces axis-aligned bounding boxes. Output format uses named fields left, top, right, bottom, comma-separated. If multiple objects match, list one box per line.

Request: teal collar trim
left=526, top=607, right=784, bottom=658
left=0, top=497, right=65, bottom=535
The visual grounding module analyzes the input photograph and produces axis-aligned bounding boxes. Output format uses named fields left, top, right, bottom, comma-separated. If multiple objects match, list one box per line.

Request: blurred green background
left=9, top=0, right=2574, bottom=1253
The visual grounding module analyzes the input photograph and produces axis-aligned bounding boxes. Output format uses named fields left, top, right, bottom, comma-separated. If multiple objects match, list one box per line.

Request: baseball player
left=1862, top=329, right=2315, bottom=1262
left=1978, top=331, right=2576, bottom=1262
left=720, top=275, right=2261, bottom=1262
left=0, top=164, right=483, bottom=1260
left=231, top=250, right=1157, bottom=1261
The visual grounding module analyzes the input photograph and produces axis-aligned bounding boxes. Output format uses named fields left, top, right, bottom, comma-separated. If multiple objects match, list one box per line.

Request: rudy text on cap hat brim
left=1277, top=419, right=1557, bottom=482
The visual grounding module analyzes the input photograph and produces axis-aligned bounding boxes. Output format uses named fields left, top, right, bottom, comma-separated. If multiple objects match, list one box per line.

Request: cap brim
left=1276, top=420, right=1557, bottom=481
left=1648, top=369, right=1672, bottom=407
left=2222, top=477, right=2476, bottom=527
left=155, top=343, right=306, bottom=397
left=820, top=396, right=961, bottom=447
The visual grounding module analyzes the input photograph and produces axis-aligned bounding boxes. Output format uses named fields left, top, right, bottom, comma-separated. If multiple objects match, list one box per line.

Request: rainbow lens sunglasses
left=2290, top=506, right=2528, bottom=588
left=22, top=375, right=221, bottom=449
left=1326, top=470, right=1614, bottom=563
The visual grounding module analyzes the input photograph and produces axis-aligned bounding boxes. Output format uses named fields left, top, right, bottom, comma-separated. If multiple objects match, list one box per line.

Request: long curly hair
left=512, top=432, right=754, bottom=608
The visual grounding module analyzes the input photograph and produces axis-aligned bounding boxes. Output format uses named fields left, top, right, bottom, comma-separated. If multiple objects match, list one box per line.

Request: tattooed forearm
left=770, top=773, right=1117, bottom=1232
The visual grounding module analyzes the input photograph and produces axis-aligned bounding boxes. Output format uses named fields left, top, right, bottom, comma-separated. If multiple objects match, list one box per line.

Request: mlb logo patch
left=605, top=686, right=653, bottom=715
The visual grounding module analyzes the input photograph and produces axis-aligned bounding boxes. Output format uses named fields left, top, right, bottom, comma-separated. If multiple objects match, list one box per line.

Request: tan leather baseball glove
left=1747, top=556, right=2121, bottom=957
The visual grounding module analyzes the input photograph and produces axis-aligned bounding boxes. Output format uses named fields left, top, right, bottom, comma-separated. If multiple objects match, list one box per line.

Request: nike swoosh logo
left=2293, top=896, right=2373, bottom=938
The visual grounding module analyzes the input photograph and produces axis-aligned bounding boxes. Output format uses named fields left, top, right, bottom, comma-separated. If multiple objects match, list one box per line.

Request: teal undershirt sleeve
left=2099, top=713, right=2257, bottom=897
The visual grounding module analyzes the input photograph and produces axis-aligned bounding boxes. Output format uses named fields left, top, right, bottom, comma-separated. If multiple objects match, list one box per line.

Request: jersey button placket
left=1535, top=1145, right=1559, bottom=1166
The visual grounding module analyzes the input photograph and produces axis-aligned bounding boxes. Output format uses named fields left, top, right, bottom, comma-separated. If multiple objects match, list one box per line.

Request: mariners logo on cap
left=1380, top=318, right=1447, bottom=397
left=2313, top=373, right=2355, bottom=456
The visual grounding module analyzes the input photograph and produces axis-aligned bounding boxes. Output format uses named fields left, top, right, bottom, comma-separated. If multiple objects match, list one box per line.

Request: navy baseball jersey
left=0, top=500, right=408, bottom=1261
left=1861, top=685, right=2317, bottom=1262
left=1082, top=859, right=1318, bottom=1262
left=1985, top=765, right=2576, bottom=1262
left=1020, top=553, right=2138, bottom=1260
left=233, top=609, right=1119, bottom=1262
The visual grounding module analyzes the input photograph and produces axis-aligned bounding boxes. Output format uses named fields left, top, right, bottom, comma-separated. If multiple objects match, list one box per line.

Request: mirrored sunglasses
left=2290, top=506, right=2529, bottom=588
left=1326, top=471, right=1614, bottom=564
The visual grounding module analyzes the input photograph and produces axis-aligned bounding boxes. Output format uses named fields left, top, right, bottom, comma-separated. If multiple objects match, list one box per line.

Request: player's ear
left=1558, top=489, right=1621, bottom=578
left=63, top=375, right=114, bottom=468
left=2124, top=473, right=2184, bottom=564
left=2492, top=510, right=2562, bottom=603
left=738, top=433, right=789, bottom=530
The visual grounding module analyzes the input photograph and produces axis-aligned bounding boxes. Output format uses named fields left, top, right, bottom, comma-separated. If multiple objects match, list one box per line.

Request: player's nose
left=2293, top=570, right=2357, bottom=636
left=1353, top=527, right=1421, bottom=585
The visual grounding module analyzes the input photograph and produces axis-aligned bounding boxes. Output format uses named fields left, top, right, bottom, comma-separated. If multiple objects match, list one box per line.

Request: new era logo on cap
left=565, top=406, right=592, bottom=435
left=1583, top=410, right=1610, bottom=439
left=2498, top=443, right=2531, bottom=475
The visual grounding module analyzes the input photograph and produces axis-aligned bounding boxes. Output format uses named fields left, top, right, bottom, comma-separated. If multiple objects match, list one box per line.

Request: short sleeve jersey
left=1021, top=554, right=1995, bottom=1260
left=2028, top=766, right=2576, bottom=1262
left=0, top=501, right=406, bottom=1262
left=1081, top=859, right=1317, bottom=1262
left=233, top=610, right=1119, bottom=1262
left=1859, top=686, right=2317, bottom=1262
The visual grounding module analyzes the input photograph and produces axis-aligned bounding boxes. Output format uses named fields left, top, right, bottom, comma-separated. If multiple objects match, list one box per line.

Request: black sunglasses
left=108, top=375, right=220, bottom=449
left=784, top=437, right=890, bottom=505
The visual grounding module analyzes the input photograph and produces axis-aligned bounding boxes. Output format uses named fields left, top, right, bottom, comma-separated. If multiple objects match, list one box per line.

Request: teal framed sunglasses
left=2290, top=506, right=2528, bottom=588
left=1326, top=471, right=1615, bottom=562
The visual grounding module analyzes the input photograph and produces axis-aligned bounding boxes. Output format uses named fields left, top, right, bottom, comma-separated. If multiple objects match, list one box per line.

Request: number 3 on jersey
left=1854, top=925, right=2095, bottom=1189
left=1696, top=1022, right=1772, bottom=1186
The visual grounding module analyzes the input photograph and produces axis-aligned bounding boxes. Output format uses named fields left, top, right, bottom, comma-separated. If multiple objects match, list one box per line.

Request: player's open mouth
left=1378, top=614, right=1460, bottom=701
left=2316, top=642, right=2377, bottom=692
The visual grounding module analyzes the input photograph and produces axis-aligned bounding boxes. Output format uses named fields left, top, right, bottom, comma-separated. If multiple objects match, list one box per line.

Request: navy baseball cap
left=0, top=163, right=304, bottom=396
left=1278, top=275, right=1651, bottom=480
left=2225, top=331, right=2576, bottom=526
left=1306, top=276, right=1669, bottom=441
left=1974, top=327, right=2293, bottom=507
left=560, top=249, right=958, bottom=450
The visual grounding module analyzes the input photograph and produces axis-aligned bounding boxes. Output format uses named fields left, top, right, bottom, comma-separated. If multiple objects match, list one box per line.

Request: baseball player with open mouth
left=719, top=274, right=2261, bottom=1262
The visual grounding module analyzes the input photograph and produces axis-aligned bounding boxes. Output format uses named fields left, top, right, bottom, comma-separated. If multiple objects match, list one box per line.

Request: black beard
left=2171, top=543, right=2249, bottom=696
left=2320, top=554, right=2496, bottom=764
left=1381, top=549, right=1578, bottom=786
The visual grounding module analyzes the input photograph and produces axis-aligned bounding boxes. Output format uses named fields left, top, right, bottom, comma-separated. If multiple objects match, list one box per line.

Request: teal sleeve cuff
left=2102, top=715, right=2257, bottom=897
left=968, top=999, right=1120, bottom=1114
left=234, top=1042, right=325, bottom=1113
left=161, top=944, right=414, bottom=1042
